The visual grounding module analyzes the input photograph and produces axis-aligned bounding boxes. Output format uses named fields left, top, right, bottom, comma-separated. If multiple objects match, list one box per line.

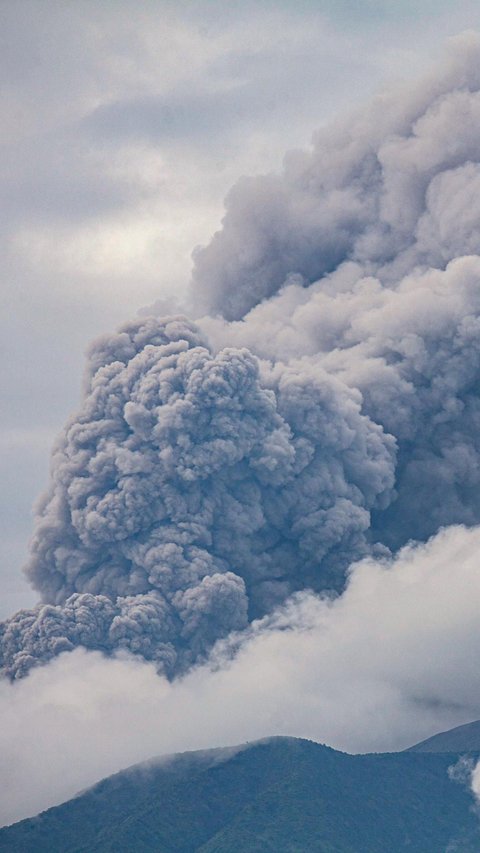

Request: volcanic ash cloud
left=4, top=33, right=480, bottom=678
left=1, top=315, right=394, bottom=678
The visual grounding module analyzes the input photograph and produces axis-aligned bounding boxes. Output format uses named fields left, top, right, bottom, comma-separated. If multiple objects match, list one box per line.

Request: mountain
left=1, top=736, right=479, bottom=852
left=407, top=719, right=480, bottom=753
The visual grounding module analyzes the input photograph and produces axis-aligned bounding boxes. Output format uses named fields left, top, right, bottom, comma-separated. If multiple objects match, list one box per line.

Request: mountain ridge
left=2, top=735, right=480, bottom=852
left=406, top=719, right=480, bottom=753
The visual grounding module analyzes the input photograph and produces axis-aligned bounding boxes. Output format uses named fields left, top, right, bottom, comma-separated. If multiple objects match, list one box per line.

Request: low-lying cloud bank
left=3, top=523, right=480, bottom=826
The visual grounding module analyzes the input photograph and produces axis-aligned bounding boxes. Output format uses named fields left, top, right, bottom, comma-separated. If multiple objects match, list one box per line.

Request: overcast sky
left=2, top=0, right=480, bottom=614
left=6, top=0, right=480, bottom=828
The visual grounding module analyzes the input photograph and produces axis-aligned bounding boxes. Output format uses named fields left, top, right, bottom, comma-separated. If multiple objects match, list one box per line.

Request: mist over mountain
left=2, top=736, right=480, bottom=852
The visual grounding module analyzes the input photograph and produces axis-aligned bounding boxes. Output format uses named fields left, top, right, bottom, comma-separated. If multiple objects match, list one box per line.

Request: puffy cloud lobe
left=0, top=315, right=395, bottom=677
left=196, top=33, right=480, bottom=549
left=203, top=257, right=480, bottom=548
left=191, top=32, right=480, bottom=319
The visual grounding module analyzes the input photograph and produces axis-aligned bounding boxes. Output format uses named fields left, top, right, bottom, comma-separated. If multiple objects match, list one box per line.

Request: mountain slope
left=407, top=719, right=480, bottom=753
left=0, top=737, right=479, bottom=853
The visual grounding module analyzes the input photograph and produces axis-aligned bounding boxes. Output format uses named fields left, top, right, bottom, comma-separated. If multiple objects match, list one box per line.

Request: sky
left=4, top=0, right=480, bottom=617
left=5, top=0, right=480, bottom=827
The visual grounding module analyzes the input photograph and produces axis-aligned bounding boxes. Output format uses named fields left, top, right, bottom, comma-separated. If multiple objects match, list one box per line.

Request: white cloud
left=3, top=522, right=480, bottom=826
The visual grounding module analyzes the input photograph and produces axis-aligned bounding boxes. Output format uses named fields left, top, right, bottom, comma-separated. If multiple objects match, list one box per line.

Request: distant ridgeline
left=405, top=718, right=480, bottom=754
left=2, top=733, right=480, bottom=853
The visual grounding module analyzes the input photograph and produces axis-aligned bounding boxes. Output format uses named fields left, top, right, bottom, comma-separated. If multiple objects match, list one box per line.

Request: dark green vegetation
left=407, top=718, right=480, bottom=753
left=1, top=737, right=480, bottom=852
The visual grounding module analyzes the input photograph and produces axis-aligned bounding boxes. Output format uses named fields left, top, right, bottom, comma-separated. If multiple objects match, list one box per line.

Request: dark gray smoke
left=202, top=257, right=480, bottom=550
left=192, top=33, right=480, bottom=321
left=1, top=316, right=394, bottom=678
left=3, top=33, right=480, bottom=678
left=197, top=33, right=480, bottom=548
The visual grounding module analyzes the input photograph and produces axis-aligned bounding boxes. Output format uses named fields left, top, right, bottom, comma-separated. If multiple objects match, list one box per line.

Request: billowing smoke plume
left=4, top=33, right=480, bottom=678
left=192, top=33, right=480, bottom=321
left=202, top=257, right=480, bottom=549
left=198, top=32, right=480, bottom=548
left=1, top=316, right=394, bottom=677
